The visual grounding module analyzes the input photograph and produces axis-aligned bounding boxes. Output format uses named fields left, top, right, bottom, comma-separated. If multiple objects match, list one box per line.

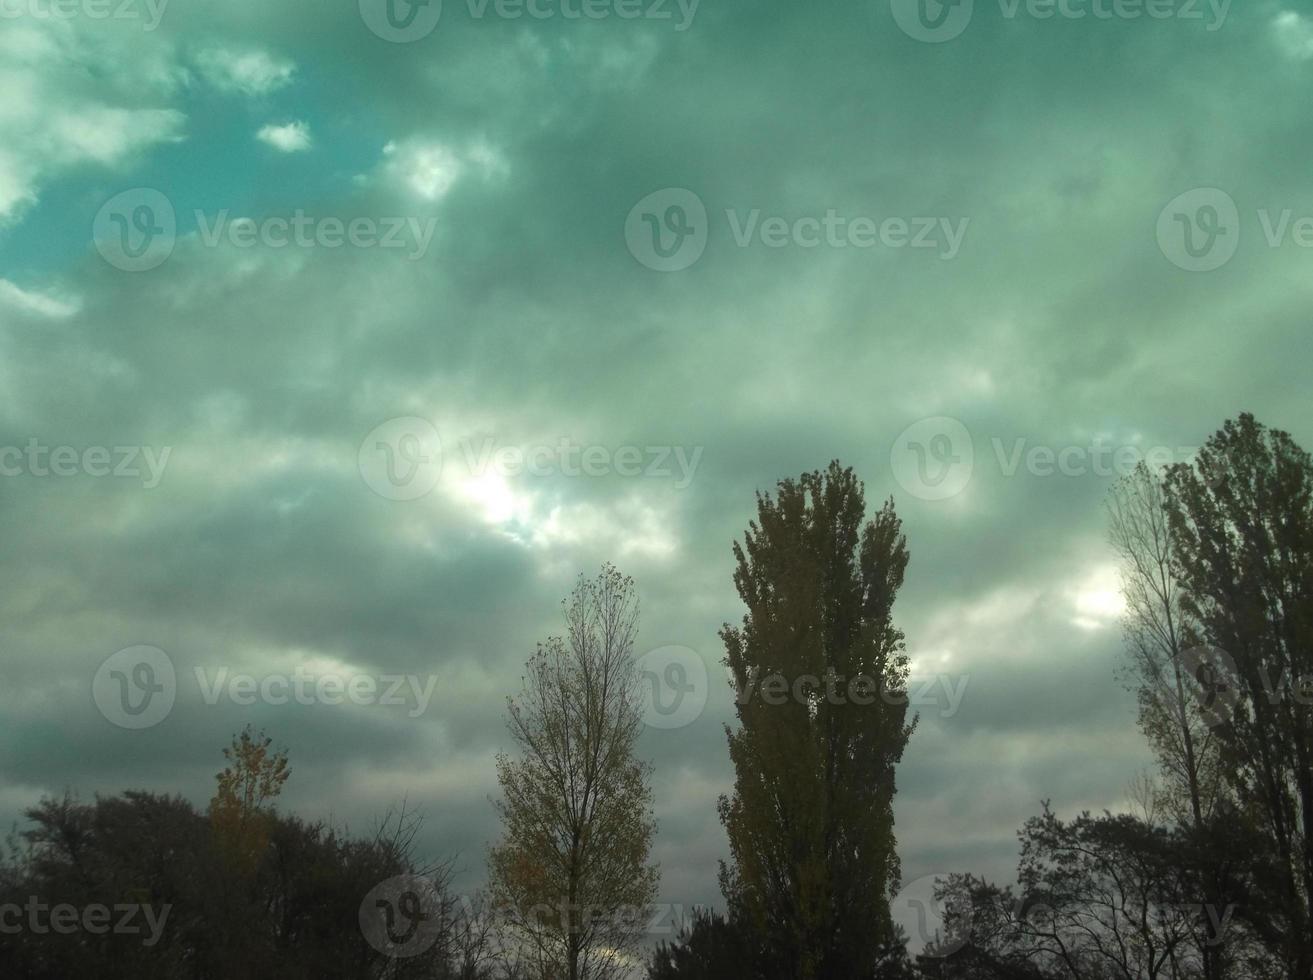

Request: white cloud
left=195, top=45, right=295, bottom=95
left=0, top=22, right=185, bottom=225
left=1274, top=11, right=1313, bottom=60
left=382, top=139, right=464, bottom=201
left=0, top=279, right=80, bottom=319
left=374, top=138, right=507, bottom=202
left=1069, top=564, right=1126, bottom=631
left=257, top=120, right=312, bottom=153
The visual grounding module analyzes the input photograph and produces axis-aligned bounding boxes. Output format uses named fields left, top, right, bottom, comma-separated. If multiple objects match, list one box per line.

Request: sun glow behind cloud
left=1070, top=564, right=1126, bottom=631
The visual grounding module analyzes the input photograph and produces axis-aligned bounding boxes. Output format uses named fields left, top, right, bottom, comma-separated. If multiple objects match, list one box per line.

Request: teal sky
left=1, top=0, right=1311, bottom=952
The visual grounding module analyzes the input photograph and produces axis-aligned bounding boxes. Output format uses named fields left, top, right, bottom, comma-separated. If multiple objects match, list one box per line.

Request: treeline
left=649, top=414, right=1311, bottom=980
left=1, top=414, right=1308, bottom=980
left=0, top=729, right=501, bottom=978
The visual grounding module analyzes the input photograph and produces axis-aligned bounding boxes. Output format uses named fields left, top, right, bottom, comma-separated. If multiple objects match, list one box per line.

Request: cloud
left=195, top=45, right=295, bottom=95
left=1, top=0, right=1309, bottom=927
left=0, top=279, right=80, bottom=319
left=1273, top=10, right=1313, bottom=60
left=0, top=21, right=184, bottom=225
left=257, top=121, right=312, bottom=153
left=380, top=139, right=464, bottom=201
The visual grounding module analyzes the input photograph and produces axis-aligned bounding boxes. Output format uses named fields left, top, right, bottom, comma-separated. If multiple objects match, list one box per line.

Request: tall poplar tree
left=1164, top=413, right=1313, bottom=978
left=718, top=462, right=915, bottom=980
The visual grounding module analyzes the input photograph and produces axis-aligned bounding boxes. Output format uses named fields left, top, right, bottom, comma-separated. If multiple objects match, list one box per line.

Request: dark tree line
left=2, top=415, right=1306, bottom=980
left=0, top=729, right=502, bottom=980
left=651, top=415, right=1311, bottom=980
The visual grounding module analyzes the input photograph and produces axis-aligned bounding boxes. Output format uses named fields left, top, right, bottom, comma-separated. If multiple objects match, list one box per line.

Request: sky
left=1, top=0, right=1312, bottom=956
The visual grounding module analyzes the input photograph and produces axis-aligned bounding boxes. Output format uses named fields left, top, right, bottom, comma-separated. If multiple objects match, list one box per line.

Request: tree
left=489, top=564, right=660, bottom=980
left=718, top=461, right=915, bottom=980
left=0, top=788, right=492, bottom=980
left=1107, top=463, right=1225, bottom=831
left=1107, top=463, right=1230, bottom=980
left=646, top=908, right=756, bottom=980
left=210, top=724, right=291, bottom=874
left=920, top=809, right=1270, bottom=980
left=1163, top=413, right=1313, bottom=977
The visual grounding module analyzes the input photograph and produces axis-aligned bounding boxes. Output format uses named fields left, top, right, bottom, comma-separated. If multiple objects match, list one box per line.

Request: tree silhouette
left=489, top=564, right=660, bottom=980
left=718, top=461, right=914, bottom=980
left=1164, top=413, right=1313, bottom=978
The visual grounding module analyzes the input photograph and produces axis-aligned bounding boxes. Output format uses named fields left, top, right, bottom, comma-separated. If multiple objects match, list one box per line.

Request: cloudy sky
left=1, top=0, right=1311, bottom=952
